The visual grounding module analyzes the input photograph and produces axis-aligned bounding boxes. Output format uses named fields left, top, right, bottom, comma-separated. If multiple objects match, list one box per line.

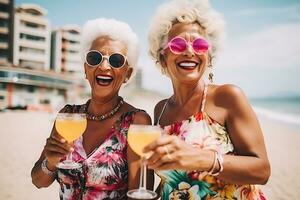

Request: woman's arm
left=213, top=84, right=270, bottom=184
left=31, top=126, right=73, bottom=188
left=127, top=111, right=154, bottom=199
left=144, top=85, right=270, bottom=185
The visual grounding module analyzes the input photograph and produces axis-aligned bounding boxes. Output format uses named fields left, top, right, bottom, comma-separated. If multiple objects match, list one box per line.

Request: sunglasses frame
left=85, top=50, right=128, bottom=69
left=163, top=36, right=209, bottom=55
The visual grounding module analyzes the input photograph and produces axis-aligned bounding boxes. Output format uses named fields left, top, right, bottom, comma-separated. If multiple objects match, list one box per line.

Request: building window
left=20, top=33, right=45, bottom=42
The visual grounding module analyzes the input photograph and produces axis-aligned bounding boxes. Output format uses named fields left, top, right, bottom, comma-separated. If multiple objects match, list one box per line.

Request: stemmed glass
left=55, top=113, right=87, bottom=169
left=127, top=125, right=162, bottom=199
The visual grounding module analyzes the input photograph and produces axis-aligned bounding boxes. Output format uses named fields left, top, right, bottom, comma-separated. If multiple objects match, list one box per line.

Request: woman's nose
left=98, top=57, right=111, bottom=70
left=183, top=43, right=195, bottom=57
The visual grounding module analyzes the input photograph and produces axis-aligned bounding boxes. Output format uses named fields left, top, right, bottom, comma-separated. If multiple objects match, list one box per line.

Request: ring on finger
left=163, top=146, right=172, bottom=160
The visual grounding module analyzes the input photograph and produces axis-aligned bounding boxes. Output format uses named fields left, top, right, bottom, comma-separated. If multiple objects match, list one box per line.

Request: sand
left=0, top=90, right=299, bottom=199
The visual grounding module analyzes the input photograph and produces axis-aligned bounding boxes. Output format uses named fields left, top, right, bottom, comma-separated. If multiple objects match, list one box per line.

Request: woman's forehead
left=90, top=36, right=127, bottom=53
left=168, top=23, right=205, bottom=39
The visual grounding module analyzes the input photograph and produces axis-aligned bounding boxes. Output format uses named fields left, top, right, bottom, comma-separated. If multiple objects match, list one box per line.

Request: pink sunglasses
left=163, top=36, right=209, bottom=55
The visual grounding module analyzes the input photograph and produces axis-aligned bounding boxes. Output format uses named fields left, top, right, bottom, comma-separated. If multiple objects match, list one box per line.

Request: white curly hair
left=82, top=18, right=139, bottom=71
left=148, top=0, right=225, bottom=73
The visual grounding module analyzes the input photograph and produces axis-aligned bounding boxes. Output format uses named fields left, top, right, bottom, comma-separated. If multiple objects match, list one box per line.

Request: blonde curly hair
left=148, top=0, right=225, bottom=74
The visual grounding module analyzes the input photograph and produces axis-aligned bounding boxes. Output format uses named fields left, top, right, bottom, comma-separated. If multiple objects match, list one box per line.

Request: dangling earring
left=208, top=71, right=214, bottom=83
left=208, top=57, right=214, bottom=83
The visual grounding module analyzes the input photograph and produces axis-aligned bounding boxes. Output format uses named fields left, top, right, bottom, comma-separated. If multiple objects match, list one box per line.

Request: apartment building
left=0, top=0, right=14, bottom=64
left=51, top=25, right=83, bottom=74
left=13, top=4, right=51, bottom=70
left=0, top=3, right=86, bottom=110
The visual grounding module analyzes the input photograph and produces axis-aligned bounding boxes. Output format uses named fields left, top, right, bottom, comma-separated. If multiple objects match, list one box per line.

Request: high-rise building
left=51, top=25, right=82, bottom=74
left=0, top=3, right=86, bottom=111
left=13, top=4, right=51, bottom=70
left=0, top=0, right=14, bottom=64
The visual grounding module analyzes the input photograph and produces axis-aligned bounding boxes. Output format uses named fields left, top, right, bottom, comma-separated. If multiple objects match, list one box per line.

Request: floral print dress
left=157, top=84, right=266, bottom=200
left=56, top=104, right=142, bottom=200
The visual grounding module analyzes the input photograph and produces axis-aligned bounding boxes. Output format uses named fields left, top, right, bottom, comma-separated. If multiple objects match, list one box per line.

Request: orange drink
left=127, top=125, right=161, bottom=199
left=127, top=125, right=161, bottom=156
left=55, top=116, right=87, bottom=142
left=55, top=113, right=87, bottom=169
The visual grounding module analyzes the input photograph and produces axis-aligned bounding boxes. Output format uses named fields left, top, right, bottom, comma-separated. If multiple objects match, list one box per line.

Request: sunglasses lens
left=86, top=51, right=102, bottom=66
left=109, top=53, right=126, bottom=68
left=193, top=38, right=209, bottom=53
left=169, top=37, right=187, bottom=54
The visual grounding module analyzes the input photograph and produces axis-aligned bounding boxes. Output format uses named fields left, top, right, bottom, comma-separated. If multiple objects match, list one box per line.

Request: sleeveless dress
left=55, top=103, right=143, bottom=200
left=156, top=84, right=266, bottom=200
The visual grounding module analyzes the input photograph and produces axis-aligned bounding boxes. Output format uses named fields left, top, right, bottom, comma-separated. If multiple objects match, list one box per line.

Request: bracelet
left=209, top=151, right=224, bottom=176
left=41, top=159, right=57, bottom=176
left=207, top=151, right=217, bottom=174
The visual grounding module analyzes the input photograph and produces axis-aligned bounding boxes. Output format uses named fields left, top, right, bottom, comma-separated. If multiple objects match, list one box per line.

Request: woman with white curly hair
left=143, top=0, right=270, bottom=199
left=31, top=18, right=154, bottom=199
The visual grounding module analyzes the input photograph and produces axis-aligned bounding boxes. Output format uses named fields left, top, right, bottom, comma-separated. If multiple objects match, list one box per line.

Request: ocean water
left=250, top=97, right=300, bottom=126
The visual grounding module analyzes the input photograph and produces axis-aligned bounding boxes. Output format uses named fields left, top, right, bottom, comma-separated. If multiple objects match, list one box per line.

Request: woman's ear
left=159, top=54, right=167, bottom=69
left=124, top=67, right=133, bottom=83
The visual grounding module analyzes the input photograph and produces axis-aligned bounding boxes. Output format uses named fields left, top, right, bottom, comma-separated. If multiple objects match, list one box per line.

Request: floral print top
left=56, top=104, right=143, bottom=200
left=157, top=84, right=266, bottom=200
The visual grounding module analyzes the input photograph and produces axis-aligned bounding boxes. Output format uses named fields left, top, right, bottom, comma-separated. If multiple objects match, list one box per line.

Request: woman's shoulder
left=209, top=84, right=248, bottom=108
left=154, top=99, right=168, bottom=113
left=123, top=101, right=152, bottom=125
left=59, top=102, right=87, bottom=113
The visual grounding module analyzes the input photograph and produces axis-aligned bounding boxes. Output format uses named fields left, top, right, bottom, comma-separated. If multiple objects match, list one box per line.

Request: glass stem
left=139, top=157, right=147, bottom=190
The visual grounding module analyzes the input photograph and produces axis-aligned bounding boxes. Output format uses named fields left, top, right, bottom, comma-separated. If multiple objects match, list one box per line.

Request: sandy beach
left=0, top=90, right=299, bottom=199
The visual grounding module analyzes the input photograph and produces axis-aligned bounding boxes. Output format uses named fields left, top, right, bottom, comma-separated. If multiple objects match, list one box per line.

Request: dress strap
left=156, top=99, right=168, bottom=125
left=200, top=83, right=208, bottom=112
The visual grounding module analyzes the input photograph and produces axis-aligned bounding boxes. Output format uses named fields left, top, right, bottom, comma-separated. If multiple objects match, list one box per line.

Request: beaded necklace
left=85, top=97, right=124, bottom=121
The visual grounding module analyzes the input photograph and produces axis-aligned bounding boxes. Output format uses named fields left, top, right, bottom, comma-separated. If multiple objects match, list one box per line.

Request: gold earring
left=209, top=72, right=214, bottom=83
left=208, top=56, right=214, bottom=83
left=208, top=64, right=214, bottom=83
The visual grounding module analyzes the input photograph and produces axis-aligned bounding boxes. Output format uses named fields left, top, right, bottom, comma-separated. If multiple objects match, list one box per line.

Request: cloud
left=236, top=4, right=300, bottom=19
left=218, top=23, right=300, bottom=69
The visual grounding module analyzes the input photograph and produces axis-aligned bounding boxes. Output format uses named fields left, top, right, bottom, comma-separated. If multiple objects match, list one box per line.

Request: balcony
left=19, top=25, right=48, bottom=38
left=0, top=41, right=8, bottom=49
left=19, top=51, right=46, bottom=63
left=0, top=0, right=9, bottom=4
left=62, top=42, right=81, bottom=52
left=62, top=32, right=81, bottom=42
left=62, top=53, right=81, bottom=63
left=0, top=27, right=9, bottom=34
left=17, top=13, right=48, bottom=26
left=19, top=38, right=46, bottom=50
left=0, top=11, right=9, bottom=19
left=0, top=57, right=8, bottom=63
left=64, top=63, right=83, bottom=72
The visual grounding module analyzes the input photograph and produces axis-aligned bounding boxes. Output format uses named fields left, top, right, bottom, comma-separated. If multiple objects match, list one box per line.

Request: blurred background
left=0, top=0, right=299, bottom=199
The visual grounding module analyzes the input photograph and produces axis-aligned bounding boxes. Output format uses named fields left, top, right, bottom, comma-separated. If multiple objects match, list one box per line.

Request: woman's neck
left=171, top=80, right=205, bottom=106
left=88, top=95, right=120, bottom=115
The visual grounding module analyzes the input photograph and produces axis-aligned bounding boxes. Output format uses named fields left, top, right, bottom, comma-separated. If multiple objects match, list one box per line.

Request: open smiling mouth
left=177, top=61, right=200, bottom=70
left=95, top=75, right=113, bottom=86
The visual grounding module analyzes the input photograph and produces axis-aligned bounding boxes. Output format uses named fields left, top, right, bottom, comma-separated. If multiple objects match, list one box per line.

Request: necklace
left=85, top=97, right=124, bottom=121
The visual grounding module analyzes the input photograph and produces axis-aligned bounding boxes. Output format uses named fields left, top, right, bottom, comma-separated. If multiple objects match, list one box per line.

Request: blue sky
left=16, top=0, right=300, bottom=98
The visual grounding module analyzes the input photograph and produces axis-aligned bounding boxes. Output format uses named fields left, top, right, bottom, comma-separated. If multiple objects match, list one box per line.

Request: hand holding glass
left=127, top=125, right=161, bottom=199
left=55, top=113, right=87, bottom=169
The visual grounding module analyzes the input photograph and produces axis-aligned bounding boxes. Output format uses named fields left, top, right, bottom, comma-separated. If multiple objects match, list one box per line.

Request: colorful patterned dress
left=156, top=84, right=266, bottom=200
left=56, top=104, right=142, bottom=200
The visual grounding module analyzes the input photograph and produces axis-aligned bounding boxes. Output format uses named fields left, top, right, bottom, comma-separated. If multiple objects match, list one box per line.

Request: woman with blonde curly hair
left=143, top=0, right=270, bottom=199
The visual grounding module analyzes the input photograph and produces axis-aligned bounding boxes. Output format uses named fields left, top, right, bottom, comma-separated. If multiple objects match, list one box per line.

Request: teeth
left=96, top=75, right=112, bottom=80
left=178, top=62, right=197, bottom=67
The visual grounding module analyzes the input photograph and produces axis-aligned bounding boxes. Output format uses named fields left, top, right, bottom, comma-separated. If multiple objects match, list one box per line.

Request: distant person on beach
left=31, top=18, right=154, bottom=199
left=143, top=0, right=270, bottom=199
